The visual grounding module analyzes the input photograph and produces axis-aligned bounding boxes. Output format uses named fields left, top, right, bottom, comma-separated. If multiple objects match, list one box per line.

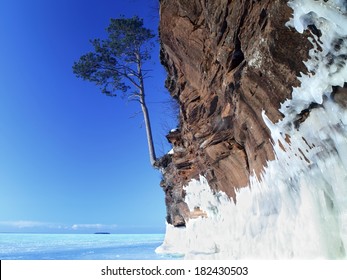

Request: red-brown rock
left=159, top=0, right=312, bottom=226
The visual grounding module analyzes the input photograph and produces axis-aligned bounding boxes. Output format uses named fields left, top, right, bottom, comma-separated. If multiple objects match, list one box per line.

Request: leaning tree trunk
left=136, top=58, right=157, bottom=167
left=139, top=92, right=157, bottom=167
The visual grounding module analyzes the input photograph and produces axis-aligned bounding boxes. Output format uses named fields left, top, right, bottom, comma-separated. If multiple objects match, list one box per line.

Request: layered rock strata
left=159, top=0, right=312, bottom=226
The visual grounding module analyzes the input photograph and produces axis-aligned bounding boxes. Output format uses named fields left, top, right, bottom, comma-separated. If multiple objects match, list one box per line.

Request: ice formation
left=156, top=0, right=347, bottom=259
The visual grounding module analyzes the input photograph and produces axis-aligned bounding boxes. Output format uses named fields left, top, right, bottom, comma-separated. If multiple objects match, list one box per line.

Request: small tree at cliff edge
left=73, top=16, right=158, bottom=166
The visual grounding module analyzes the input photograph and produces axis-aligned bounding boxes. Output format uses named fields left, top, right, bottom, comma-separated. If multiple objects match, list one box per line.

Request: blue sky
left=0, top=0, right=176, bottom=233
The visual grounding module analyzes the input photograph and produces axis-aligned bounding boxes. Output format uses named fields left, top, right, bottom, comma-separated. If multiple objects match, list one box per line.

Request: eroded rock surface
left=159, top=0, right=312, bottom=226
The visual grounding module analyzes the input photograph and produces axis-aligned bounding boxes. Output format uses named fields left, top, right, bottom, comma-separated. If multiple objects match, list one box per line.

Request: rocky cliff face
left=159, top=0, right=312, bottom=226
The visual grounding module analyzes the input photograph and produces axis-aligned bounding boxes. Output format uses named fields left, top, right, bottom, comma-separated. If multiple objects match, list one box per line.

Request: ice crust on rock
left=157, top=0, right=347, bottom=259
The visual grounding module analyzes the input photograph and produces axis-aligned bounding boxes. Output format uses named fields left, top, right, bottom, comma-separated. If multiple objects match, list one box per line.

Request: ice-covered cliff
left=158, top=0, right=347, bottom=259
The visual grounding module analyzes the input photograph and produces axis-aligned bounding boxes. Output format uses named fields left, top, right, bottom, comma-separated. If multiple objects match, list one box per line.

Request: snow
left=248, top=49, right=263, bottom=69
left=156, top=0, right=347, bottom=259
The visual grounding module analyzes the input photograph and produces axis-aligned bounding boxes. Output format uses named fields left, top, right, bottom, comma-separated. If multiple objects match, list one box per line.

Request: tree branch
left=99, top=63, right=142, bottom=90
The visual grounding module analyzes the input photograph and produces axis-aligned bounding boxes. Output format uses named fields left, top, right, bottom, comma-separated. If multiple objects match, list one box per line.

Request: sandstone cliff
left=159, top=0, right=312, bottom=226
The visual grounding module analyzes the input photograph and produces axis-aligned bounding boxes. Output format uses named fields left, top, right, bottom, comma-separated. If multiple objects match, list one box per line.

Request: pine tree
left=73, top=16, right=157, bottom=166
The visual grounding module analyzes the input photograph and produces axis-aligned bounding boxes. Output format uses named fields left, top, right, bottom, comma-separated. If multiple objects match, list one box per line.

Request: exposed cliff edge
left=159, top=0, right=311, bottom=226
left=157, top=0, right=347, bottom=259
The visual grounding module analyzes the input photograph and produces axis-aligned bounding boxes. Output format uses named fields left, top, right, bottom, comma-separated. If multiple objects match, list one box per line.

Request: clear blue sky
left=0, top=0, right=176, bottom=233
